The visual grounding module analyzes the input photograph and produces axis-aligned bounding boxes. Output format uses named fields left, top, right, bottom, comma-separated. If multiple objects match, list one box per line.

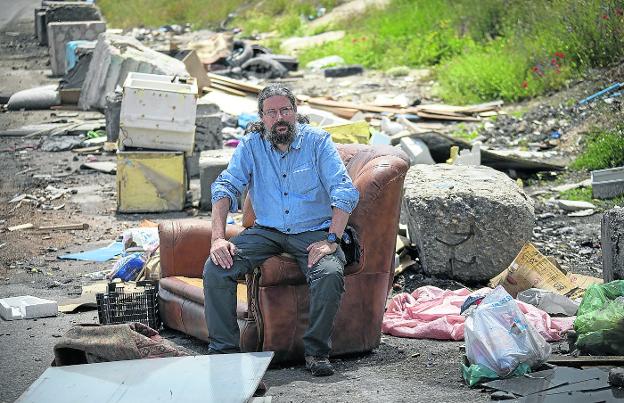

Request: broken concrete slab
left=0, top=296, right=58, bottom=320
left=78, top=33, right=188, bottom=111
left=199, top=148, right=235, bottom=210
left=47, top=21, right=106, bottom=76
left=399, top=137, right=435, bottom=165
left=402, top=164, right=535, bottom=282
left=602, top=207, right=624, bottom=282
left=592, top=166, right=624, bottom=199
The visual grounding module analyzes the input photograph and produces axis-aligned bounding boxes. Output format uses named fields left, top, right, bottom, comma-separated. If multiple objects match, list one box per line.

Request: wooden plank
left=307, top=97, right=402, bottom=114
left=72, top=145, right=103, bottom=154
left=416, top=111, right=481, bottom=122
left=208, top=83, right=247, bottom=97
left=8, top=223, right=34, bottom=232
left=207, top=73, right=264, bottom=94
left=309, top=103, right=359, bottom=119
left=38, top=223, right=89, bottom=231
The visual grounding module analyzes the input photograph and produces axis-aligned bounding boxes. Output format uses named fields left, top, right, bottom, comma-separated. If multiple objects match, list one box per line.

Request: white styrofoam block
left=0, top=296, right=58, bottom=320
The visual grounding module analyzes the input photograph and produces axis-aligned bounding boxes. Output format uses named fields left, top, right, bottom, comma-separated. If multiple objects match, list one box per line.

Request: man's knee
left=308, top=255, right=345, bottom=293
left=203, top=259, right=232, bottom=288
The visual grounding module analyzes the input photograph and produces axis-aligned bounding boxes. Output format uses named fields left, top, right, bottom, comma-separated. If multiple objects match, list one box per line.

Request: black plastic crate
left=96, top=281, right=160, bottom=330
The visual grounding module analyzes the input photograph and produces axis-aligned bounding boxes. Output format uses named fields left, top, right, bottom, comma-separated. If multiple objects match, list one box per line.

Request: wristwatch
left=326, top=232, right=339, bottom=244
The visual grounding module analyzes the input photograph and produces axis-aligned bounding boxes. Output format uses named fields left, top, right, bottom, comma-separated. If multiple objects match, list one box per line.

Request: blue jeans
left=203, top=226, right=346, bottom=357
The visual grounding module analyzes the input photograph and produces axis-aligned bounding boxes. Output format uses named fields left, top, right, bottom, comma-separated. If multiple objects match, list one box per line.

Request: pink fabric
left=382, top=286, right=574, bottom=342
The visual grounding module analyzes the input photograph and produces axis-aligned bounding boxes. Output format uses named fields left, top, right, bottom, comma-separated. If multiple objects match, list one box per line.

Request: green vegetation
left=298, top=0, right=624, bottom=104
left=559, top=187, right=593, bottom=202
left=98, top=0, right=624, bottom=104
left=450, top=123, right=480, bottom=141
left=571, top=125, right=624, bottom=171
left=559, top=187, right=624, bottom=206
left=97, top=0, right=247, bottom=29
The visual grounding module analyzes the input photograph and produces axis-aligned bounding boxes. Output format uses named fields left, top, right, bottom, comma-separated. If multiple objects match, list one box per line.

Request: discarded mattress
left=382, top=286, right=575, bottom=341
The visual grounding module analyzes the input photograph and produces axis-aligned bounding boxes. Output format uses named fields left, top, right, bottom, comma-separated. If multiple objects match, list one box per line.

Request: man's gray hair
left=245, top=83, right=309, bottom=136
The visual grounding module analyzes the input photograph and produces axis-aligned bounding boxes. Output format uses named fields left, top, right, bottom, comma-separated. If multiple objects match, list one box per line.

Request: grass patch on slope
left=571, top=125, right=624, bottom=171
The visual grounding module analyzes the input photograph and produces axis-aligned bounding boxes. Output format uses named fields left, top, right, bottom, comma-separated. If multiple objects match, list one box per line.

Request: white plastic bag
left=465, top=286, right=551, bottom=377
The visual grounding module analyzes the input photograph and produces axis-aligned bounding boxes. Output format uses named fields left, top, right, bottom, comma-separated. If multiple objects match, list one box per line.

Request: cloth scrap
left=382, top=286, right=574, bottom=342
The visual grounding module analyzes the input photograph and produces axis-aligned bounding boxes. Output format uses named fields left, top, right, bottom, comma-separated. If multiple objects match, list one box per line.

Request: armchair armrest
left=159, top=219, right=244, bottom=278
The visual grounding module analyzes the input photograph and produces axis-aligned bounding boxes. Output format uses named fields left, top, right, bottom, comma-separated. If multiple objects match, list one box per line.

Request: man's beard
left=266, top=120, right=295, bottom=147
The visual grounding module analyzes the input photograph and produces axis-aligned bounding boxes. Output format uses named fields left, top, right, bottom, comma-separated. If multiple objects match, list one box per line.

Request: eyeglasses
left=264, top=107, right=294, bottom=118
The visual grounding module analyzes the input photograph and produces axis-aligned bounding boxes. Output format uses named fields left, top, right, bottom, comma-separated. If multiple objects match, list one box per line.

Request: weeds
left=571, top=125, right=624, bottom=171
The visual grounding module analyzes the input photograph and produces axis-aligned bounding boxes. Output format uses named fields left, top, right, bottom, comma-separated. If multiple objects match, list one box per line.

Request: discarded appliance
left=119, top=72, right=198, bottom=153
left=116, top=151, right=187, bottom=213
left=0, top=296, right=58, bottom=320
left=592, top=166, right=624, bottom=199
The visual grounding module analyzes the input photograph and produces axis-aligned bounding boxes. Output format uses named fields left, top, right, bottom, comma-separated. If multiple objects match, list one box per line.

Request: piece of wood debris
left=72, top=145, right=103, bottom=154
left=8, top=223, right=34, bottom=232
left=38, top=223, right=89, bottom=231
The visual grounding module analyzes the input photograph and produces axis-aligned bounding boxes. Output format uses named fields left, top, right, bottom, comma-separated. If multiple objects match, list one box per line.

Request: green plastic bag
left=461, top=362, right=531, bottom=387
left=574, top=280, right=624, bottom=355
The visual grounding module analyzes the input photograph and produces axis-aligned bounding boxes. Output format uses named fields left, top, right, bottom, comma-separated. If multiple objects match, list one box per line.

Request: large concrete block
left=602, top=207, right=624, bottom=282
left=199, top=148, right=235, bottom=210
left=79, top=33, right=188, bottom=111
left=195, top=114, right=223, bottom=151
left=47, top=21, right=106, bottom=76
left=402, top=164, right=535, bottom=282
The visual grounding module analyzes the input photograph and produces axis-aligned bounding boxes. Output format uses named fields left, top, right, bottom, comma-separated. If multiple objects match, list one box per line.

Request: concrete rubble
left=602, top=207, right=624, bottom=282
left=402, top=164, right=535, bottom=282
left=78, top=33, right=189, bottom=111
left=37, top=1, right=103, bottom=46
left=199, top=148, right=236, bottom=210
left=47, top=20, right=106, bottom=76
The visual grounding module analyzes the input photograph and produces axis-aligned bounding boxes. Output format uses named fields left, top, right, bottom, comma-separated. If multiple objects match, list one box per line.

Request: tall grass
left=297, top=0, right=624, bottom=103
left=571, top=125, right=624, bottom=171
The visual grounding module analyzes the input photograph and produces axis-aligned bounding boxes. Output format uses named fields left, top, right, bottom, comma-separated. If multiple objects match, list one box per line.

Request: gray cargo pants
left=203, top=226, right=346, bottom=357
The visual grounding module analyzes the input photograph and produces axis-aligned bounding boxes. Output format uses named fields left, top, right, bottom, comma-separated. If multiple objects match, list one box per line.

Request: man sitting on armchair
left=204, top=84, right=359, bottom=376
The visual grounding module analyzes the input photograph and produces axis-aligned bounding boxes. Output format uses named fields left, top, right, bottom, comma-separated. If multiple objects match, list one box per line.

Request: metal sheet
left=16, top=352, right=274, bottom=403
left=483, top=367, right=608, bottom=397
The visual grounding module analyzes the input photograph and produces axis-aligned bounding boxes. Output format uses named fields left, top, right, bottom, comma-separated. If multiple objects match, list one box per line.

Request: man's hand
left=210, top=238, right=236, bottom=269
left=306, top=240, right=338, bottom=268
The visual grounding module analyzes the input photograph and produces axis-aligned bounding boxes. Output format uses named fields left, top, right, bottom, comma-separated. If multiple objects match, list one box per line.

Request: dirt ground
left=0, top=5, right=618, bottom=403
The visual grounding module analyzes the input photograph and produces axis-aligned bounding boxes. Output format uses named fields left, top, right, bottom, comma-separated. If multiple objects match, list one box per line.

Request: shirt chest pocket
left=291, top=163, right=321, bottom=195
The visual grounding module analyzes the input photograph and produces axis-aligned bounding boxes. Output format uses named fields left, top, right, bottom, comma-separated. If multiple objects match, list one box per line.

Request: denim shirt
left=211, top=123, right=359, bottom=234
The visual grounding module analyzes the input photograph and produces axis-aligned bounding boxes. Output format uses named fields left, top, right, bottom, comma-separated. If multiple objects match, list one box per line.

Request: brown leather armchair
left=158, top=144, right=409, bottom=362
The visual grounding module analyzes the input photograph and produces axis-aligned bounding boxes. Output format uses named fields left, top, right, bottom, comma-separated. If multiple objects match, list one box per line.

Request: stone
left=47, top=21, right=106, bottom=76
left=557, top=199, right=596, bottom=211
left=79, top=33, right=188, bottom=111
left=609, top=367, right=624, bottom=387
left=195, top=113, right=223, bottom=152
left=602, top=207, right=624, bottom=282
left=402, top=164, right=535, bottom=282
left=199, top=148, right=235, bottom=210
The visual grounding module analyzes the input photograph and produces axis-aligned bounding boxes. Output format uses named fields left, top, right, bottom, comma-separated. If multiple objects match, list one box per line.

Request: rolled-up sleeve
left=317, top=133, right=359, bottom=213
left=210, top=141, right=252, bottom=213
